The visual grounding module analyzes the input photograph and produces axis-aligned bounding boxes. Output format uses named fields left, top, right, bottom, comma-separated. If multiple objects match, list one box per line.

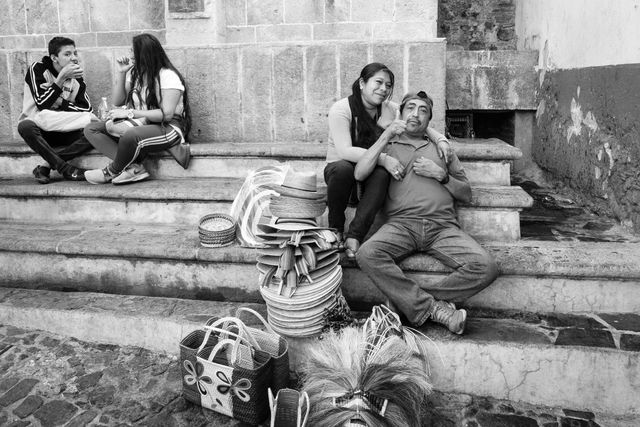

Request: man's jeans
left=356, top=218, right=499, bottom=326
left=18, top=119, right=93, bottom=171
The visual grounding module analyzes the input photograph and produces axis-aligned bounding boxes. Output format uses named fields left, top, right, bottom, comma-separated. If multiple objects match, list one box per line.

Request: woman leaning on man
left=84, top=33, right=191, bottom=185
left=324, top=62, right=451, bottom=258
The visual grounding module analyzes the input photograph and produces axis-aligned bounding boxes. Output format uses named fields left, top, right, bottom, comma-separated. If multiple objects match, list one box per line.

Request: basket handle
left=206, top=317, right=261, bottom=349
left=234, top=307, right=276, bottom=335
left=195, top=316, right=259, bottom=354
left=207, top=338, right=242, bottom=364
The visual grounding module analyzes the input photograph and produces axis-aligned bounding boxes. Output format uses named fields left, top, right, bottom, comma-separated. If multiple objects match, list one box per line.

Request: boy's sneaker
left=58, top=163, right=86, bottom=181
left=428, top=300, right=467, bottom=335
left=112, top=163, right=150, bottom=185
left=32, top=165, right=51, bottom=184
left=85, top=167, right=115, bottom=184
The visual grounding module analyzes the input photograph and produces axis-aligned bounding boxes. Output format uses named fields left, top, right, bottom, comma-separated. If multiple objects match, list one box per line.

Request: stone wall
left=0, top=41, right=447, bottom=143
left=168, top=0, right=438, bottom=45
left=0, top=0, right=166, bottom=50
left=438, top=0, right=516, bottom=51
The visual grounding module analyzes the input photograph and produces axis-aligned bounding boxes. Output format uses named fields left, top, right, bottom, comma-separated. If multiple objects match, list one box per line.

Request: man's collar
left=389, top=133, right=434, bottom=149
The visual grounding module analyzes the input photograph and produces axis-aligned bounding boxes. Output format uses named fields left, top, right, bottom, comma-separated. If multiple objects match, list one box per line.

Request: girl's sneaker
left=85, top=167, right=115, bottom=184
left=112, top=163, right=150, bottom=185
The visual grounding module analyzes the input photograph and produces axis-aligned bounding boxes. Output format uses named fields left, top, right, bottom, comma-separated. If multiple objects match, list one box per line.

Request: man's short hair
left=48, top=37, right=76, bottom=56
left=400, top=90, right=433, bottom=120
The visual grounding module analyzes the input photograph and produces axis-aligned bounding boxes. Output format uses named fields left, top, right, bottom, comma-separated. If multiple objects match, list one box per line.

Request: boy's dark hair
left=48, top=37, right=76, bottom=56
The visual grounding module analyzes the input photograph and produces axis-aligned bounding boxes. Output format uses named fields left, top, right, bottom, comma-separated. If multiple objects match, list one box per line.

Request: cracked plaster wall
left=516, top=0, right=640, bottom=232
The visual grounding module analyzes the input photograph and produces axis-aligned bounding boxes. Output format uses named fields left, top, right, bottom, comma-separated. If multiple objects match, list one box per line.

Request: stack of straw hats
left=256, top=169, right=344, bottom=337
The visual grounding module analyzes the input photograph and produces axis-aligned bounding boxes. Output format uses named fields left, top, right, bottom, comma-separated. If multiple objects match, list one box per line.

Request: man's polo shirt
left=384, top=134, right=469, bottom=227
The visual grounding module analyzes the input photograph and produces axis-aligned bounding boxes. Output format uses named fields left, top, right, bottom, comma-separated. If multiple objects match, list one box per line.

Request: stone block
left=97, top=30, right=166, bottom=47
left=247, top=0, right=283, bottom=25
left=313, top=23, right=371, bottom=40
left=598, top=313, right=640, bottom=332
left=8, top=52, right=31, bottom=137
left=0, top=0, right=27, bottom=35
left=66, top=410, right=99, bottom=427
left=90, top=0, right=129, bottom=31
left=225, top=27, right=256, bottom=44
left=168, top=0, right=204, bottom=13
left=33, top=400, right=78, bottom=426
left=79, top=50, right=114, bottom=110
left=372, top=21, right=435, bottom=41
left=371, top=42, right=405, bottom=104
left=0, top=378, right=39, bottom=407
left=338, top=43, right=369, bottom=99
left=25, top=0, right=58, bottom=34
left=305, top=44, right=337, bottom=141
left=0, top=35, right=46, bottom=50
left=59, top=0, right=91, bottom=33
left=395, top=0, right=437, bottom=22
left=0, top=52, right=12, bottom=140
left=212, top=48, right=241, bottom=141
left=225, top=0, right=246, bottom=25
left=166, top=20, right=220, bottom=46
left=446, top=50, right=538, bottom=110
left=131, top=0, right=166, bottom=30
left=273, top=46, right=305, bottom=141
left=47, top=33, right=97, bottom=49
left=241, top=47, right=273, bottom=141
left=13, top=395, right=43, bottom=419
left=178, top=47, right=214, bottom=141
left=620, top=334, right=640, bottom=351
left=256, top=24, right=312, bottom=42
left=284, top=0, right=323, bottom=23
left=352, top=0, right=390, bottom=22
left=408, top=41, right=446, bottom=132
left=554, top=328, right=615, bottom=348
left=324, top=0, right=350, bottom=23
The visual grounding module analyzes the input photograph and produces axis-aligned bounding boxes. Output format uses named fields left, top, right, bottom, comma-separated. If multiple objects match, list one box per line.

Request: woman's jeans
left=323, top=160, right=389, bottom=242
left=356, top=218, right=499, bottom=326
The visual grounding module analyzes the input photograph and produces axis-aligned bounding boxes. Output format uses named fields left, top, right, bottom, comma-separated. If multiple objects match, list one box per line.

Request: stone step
left=1, top=221, right=639, bottom=315
left=0, top=138, right=522, bottom=186
left=0, top=177, right=533, bottom=242
left=0, top=287, right=637, bottom=420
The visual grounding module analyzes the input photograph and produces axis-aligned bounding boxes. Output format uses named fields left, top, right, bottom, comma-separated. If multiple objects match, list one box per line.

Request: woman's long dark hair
left=348, top=63, right=395, bottom=149
left=127, top=33, right=192, bottom=139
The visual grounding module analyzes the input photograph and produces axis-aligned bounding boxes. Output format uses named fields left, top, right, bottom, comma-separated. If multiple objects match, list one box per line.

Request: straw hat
left=270, top=195, right=326, bottom=219
left=268, top=169, right=326, bottom=200
left=258, top=217, right=326, bottom=233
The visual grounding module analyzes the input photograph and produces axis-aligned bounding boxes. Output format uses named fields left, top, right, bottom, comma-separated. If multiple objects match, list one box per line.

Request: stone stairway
left=1, top=136, right=640, bottom=423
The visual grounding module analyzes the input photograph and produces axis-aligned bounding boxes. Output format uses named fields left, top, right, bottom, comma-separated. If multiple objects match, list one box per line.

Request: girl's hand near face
left=115, top=56, right=134, bottom=74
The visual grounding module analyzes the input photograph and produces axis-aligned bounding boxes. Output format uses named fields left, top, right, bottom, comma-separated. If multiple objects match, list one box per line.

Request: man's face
left=402, top=99, right=431, bottom=135
left=51, top=45, right=78, bottom=70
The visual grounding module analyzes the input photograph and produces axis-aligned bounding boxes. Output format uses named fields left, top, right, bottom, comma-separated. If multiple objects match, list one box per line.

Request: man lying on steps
left=354, top=90, right=499, bottom=334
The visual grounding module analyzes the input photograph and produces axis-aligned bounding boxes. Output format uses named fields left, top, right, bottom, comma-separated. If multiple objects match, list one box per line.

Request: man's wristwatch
left=127, top=109, right=134, bottom=119
left=440, top=174, right=450, bottom=184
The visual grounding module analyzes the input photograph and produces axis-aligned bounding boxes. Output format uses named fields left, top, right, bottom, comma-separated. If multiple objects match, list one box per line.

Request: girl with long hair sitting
left=324, top=62, right=450, bottom=258
left=84, top=33, right=191, bottom=184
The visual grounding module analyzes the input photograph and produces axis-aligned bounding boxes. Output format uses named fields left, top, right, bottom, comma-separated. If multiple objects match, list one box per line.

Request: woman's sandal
left=344, top=237, right=360, bottom=260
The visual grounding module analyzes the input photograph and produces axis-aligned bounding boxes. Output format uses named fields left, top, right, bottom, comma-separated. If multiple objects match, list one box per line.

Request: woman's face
left=360, top=70, right=392, bottom=108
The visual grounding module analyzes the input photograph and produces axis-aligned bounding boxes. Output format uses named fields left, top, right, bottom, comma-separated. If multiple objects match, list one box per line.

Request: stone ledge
left=1, top=221, right=639, bottom=280
left=0, top=177, right=531, bottom=209
left=0, top=287, right=637, bottom=416
left=0, top=138, right=523, bottom=160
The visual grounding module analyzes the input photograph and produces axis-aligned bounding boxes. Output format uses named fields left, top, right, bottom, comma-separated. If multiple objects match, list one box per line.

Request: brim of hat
left=256, top=247, right=338, bottom=263
left=256, top=252, right=339, bottom=274
left=260, top=266, right=342, bottom=305
left=258, top=217, right=327, bottom=232
left=266, top=184, right=327, bottom=200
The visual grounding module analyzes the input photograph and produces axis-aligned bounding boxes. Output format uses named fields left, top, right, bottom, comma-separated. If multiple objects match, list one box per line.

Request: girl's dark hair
left=348, top=63, right=395, bottom=149
left=127, top=33, right=192, bottom=139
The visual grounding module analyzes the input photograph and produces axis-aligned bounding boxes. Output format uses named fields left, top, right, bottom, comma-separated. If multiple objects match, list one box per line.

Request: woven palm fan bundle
left=300, top=306, right=433, bottom=427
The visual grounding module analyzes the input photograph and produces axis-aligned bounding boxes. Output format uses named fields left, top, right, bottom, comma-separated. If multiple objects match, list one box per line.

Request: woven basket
left=269, top=195, right=326, bottom=219
left=199, top=213, right=237, bottom=247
